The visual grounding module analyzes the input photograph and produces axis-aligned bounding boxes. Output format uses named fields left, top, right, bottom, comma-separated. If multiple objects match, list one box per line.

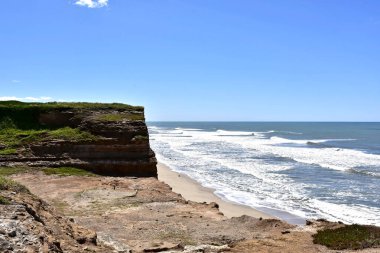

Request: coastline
left=157, top=162, right=306, bottom=225
left=157, top=162, right=273, bottom=219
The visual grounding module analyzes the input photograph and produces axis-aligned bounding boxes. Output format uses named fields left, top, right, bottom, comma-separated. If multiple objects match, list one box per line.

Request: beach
left=158, top=162, right=273, bottom=219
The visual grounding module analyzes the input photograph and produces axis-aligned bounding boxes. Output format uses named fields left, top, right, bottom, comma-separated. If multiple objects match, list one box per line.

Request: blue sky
left=0, top=0, right=379, bottom=121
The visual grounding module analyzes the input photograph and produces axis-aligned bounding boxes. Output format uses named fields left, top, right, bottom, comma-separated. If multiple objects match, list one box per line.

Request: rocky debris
left=97, top=232, right=132, bottom=253
left=143, top=242, right=181, bottom=252
left=9, top=173, right=295, bottom=252
left=161, top=244, right=229, bottom=253
left=11, top=172, right=380, bottom=253
left=182, top=244, right=230, bottom=253
left=0, top=189, right=114, bottom=252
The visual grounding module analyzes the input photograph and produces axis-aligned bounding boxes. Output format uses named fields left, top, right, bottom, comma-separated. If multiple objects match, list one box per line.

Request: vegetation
left=134, top=135, right=149, bottom=141
left=42, top=167, right=97, bottom=177
left=0, top=195, right=10, bottom=205
left=48, top=127, right=99, bottom=142
left=313, top=224, right=380, bottom=250
left=0, top=176, right=30, bottom=193
left=0, top=118, right=99, bottom=155
left=0, top=100, right=143, bottom=111
left=0, top=101, right=143, bottom=130
left=96, top=113, right=145, bottom=122
left=0, top=166, right=30, bottom=176
left=0, top=148, right=17, bottom=155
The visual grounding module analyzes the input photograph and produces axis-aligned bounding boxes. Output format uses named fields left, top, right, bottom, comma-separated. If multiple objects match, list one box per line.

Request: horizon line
left=147, top=121, right=380, bottom=123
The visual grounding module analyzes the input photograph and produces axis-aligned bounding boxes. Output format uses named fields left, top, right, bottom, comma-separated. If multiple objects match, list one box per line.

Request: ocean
left=147, top=122, right=380, bottom=226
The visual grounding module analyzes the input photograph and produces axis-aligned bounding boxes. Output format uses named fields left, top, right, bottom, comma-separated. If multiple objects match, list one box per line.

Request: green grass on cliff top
left=42, top=167, right=97, bottom=177
left=0, top=100, right=144, bottom=111
left=0, top=101, right=144, bottom=129
left=96, top=113, right=145, bottom=122
left=313, top=224, right=380, bottom=250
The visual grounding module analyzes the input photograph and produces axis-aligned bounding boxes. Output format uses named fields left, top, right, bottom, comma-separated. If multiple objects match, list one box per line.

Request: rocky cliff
left=0, top=177, right=114, bottom=252
left=0, top=101, right=157, bottom=177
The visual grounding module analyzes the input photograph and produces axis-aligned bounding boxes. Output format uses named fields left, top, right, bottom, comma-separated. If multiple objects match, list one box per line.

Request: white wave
left=216, top=130, right=255, bottom=136
left=175, top=127, right=202, bottom=131
left=269, top=136, right=356, bottom=145
left=270, top=136, right=325, bottom=145
left=306, top=199, right=380, bottom=225
left=260, top=130, right=303, bottom=135
left=150, top=125, right=380, bottom=226
left=155, top=127, right=380, bottom=173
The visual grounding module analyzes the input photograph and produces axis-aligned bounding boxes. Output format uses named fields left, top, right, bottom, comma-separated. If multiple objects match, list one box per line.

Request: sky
left=0, top=0, right=379, bottom=121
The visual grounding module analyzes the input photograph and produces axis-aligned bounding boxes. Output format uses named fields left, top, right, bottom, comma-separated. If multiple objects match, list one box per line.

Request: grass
left=0, top=148, right=17, bottom=155
left=0, top=126, right=99, bottom=155
left=0, top=176, right=30, bottom=193
left=0, top=127, right=46, bottom=148
left=313, top=224, right=380, bottom=250
left=0, top=100, right=143, bottom=111
left=0, top=196, right=10, bottom=205
left=42, top=167, right=97, bottom=177
left=96, top=113, right=145, bottom=122
left=0, top=166, right=30, bottom=176
left=134, top=135, right=149, bottom=140
left=0, top=101, right=144, bottom=130
left=48, top=127, right=99, bottom=142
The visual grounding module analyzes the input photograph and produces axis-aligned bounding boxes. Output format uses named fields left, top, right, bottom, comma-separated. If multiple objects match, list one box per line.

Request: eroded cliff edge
left=0, top=101, right=157, bottom=177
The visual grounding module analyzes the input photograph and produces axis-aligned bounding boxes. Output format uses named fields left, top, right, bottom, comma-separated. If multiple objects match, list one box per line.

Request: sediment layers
left=0, top=102, right=157, bottom=177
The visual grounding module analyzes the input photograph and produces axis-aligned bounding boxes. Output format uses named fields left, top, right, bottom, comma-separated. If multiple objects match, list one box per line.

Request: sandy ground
left=157, top=162, right=272, bottom=219
left=157, top=162, right=305, bottom=226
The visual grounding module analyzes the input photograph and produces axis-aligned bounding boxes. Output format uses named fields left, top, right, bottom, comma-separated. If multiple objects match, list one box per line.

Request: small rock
left=281, top=230, right=291, bottom=234
left=209, top=202, right=219, bottom=209
left=143, top=242, right=180, bottom=252
left=184, top=244, right=230, bottom=253
left=306, top=220, right=313, bottom=225
left=8, top=230, right=17, bottom=237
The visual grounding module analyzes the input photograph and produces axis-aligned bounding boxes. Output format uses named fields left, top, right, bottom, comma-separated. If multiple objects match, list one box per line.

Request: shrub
left=313, top=224, right=380, bottom=250
left=0, top=196, right=10, bottom=205
left=0, top=176, right=30, bottom=193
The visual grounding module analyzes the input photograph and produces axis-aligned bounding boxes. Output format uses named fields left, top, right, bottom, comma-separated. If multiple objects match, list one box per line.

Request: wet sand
left=157, top=162, right=273, bottom=219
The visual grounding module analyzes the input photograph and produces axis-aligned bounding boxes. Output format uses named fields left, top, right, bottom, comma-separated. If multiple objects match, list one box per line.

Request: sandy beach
left=157, top=162, right=273, bottom=219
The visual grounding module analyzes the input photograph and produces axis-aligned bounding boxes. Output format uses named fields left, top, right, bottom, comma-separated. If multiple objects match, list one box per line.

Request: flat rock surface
left=11, top=172, right=379, bottom=253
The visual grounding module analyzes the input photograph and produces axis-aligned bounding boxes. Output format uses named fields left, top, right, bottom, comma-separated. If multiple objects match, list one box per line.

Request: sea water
left=147, top=122, right=380, bottom=226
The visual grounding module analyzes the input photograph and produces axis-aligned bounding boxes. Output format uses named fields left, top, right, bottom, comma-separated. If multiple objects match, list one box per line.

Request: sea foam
left=149, top=125, right=380, bottom=226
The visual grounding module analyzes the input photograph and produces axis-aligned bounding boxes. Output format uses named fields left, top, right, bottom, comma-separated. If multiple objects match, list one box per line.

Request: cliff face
left=0, top=178, right=113, bottom=253
left=0, top=101, right=157, bottom=177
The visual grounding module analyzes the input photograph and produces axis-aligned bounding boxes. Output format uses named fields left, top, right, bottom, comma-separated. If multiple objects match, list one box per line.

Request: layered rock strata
left=0, top=102, right=157, bottom=177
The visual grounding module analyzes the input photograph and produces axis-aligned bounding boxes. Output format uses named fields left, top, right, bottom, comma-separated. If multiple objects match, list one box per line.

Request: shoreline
left=157, top=162, right=305, bottom=225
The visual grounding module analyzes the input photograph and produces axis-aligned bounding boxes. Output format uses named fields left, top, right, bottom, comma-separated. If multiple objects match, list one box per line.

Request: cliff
left=0, top=101, right=157, bottom=177
left=0, top=176, right=114, bottom=252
